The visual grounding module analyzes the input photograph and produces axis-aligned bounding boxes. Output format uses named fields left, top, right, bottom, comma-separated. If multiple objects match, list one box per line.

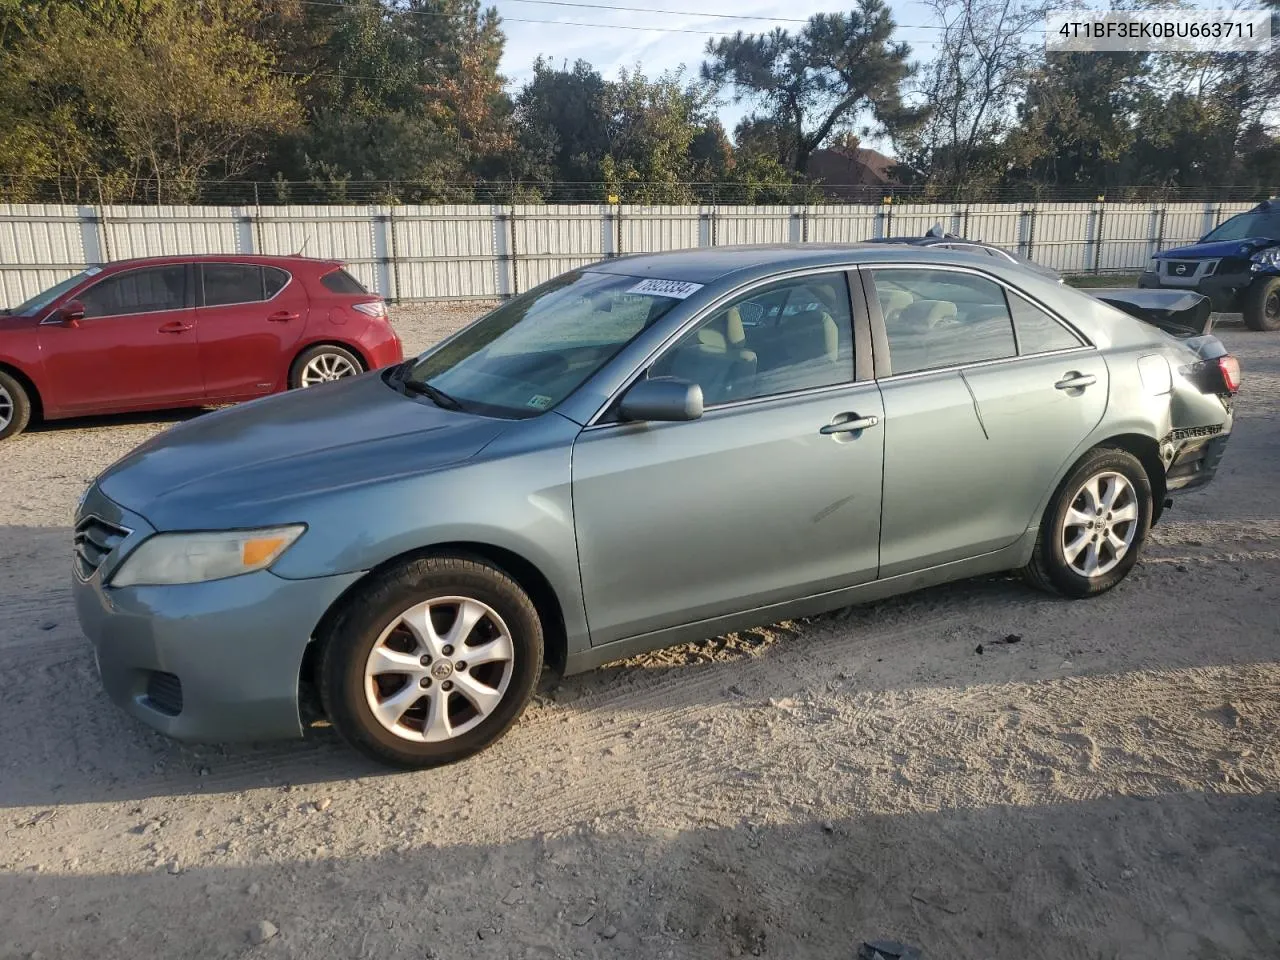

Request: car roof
left=588, top=243, right=1000, bottom=285
left=92, top=254, right=342, bottom=272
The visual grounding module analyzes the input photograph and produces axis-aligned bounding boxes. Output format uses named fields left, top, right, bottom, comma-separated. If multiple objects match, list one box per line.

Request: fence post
left=96, top=205, right=112, bottom=262
left=1093, top=200, right=1106, bottom=275
left=387, top=206, right=401, bottom=303
left=1155, top=205, right=1166, bottom=255
left=509, top=203, right=520, bottom=296
left=616, top=203, right=624, bottom=257
left=1024, top=207, right=1037, bottom=263
left=492, top=204, right=515, bottom=298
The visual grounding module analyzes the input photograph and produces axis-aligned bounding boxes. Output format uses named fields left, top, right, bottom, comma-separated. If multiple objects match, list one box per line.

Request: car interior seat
left=878, top=288, right=916, bottom=325
left=656, top=307, right=758, bottom=404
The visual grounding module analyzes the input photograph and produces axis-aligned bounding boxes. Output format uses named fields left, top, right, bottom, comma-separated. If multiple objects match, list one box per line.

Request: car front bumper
left=72, top=487, right=362, bottom=743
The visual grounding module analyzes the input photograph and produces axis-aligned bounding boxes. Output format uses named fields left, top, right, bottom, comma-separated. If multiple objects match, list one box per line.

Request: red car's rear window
left=320, top=268, right=368, bottom=295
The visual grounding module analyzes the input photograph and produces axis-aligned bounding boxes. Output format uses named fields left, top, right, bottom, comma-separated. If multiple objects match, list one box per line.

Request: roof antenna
left=296, top=233, right=310, bottom=257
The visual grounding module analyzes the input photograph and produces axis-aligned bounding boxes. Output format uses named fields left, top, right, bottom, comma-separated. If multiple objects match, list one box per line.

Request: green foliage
left=703, top=0, right=923, bottom=174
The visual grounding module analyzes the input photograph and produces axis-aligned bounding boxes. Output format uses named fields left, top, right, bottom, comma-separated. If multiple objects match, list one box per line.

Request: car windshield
left=8, top=269, right=95, bottom=316
left=397, top=270, right=685, bottom=418
left=1203, top=212, right=1280, bottom=242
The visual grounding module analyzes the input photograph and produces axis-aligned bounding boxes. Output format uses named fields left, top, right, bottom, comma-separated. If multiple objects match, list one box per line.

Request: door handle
left=267, top=310, right=299, bottom=322
left=820, top=414, right=881, bottom=435
left=157, top=321, right=193, bottom=334
left=1054, top=372, right=1097, bottom=391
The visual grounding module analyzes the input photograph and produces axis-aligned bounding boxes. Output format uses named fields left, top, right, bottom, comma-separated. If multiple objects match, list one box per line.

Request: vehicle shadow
left=24, top=407, right=209, bottom=435
left=2, top=522, right=1278, bottom=809
left=2, top=790, right=1277, bottom=959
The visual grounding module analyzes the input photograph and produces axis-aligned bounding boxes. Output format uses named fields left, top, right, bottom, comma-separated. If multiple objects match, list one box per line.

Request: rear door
left=37, top=264, right=203, bottom=413
left=867, top=266, right=1107, bottom=577
left=195, top=263, right=306, bottom=399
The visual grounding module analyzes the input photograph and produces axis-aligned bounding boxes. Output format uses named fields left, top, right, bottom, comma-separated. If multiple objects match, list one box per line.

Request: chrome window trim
left=874, top=343, right=1096, bottom=386
left=583, top=263, right=863, bottom=429
left=197, top=263, right=294, bottom=309
left=866, top=261, right=1092, bottom=355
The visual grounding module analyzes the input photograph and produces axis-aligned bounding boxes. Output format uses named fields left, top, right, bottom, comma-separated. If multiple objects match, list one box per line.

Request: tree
left=0, top=0, right=298, bottom=202
left=899, top=0, right=1046, bottom=189
left=511, top=58, right=612, bottom=196
left=702, top=0, right=923, bottom=175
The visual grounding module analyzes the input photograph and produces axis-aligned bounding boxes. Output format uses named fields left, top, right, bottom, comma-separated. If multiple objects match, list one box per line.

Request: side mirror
left=617, top=377, right=704, bottom=423
left=58, top=300, right=86, bottom=327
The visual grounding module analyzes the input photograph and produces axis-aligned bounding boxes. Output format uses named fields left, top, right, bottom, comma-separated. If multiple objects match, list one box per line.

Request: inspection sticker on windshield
left=626, top=278, right=704, bottom=299
left=526, top=394, right=554, bottom=410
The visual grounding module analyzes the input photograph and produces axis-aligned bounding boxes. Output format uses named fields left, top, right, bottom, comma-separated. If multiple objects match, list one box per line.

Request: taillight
left=1218, top=355, right=1241, bottom=394
left=352, top=300, right=387, bottom=318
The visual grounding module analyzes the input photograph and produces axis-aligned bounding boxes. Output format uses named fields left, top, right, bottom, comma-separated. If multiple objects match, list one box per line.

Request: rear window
left=321, top=268, right=367, bottom=294
left=264, top=267, right=290, bottom=298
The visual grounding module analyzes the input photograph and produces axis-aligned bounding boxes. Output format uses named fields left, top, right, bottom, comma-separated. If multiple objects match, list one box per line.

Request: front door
left=195, top=263, right=307, bottom=399
left=868, top=266, right=1108, bottom=577
left=38, top=263, right=203, bottom=413
left=572, top=270, right=884, bottom=646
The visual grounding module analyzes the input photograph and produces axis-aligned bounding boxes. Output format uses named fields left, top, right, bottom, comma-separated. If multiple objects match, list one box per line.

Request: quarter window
left=203, top=264, right=267, bottom=306
left=79, top=266, right=187, bottom=318
left=321, top=268, right=367, bottom=294
left=871, top=268, right=1016, bottom=375
left=648, top=273, right=854, bottom=406
left=1008, top=291, right=1082, bottom=353
left=264, top=267, right=290, bottom=298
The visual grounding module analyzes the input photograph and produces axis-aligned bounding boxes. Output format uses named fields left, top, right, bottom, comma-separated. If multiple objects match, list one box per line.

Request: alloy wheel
left=363, top=596, right=515, bottom=743
left=300, top=353, right=359, bottom=386
left=0, top=384, right=12, bottom=432
left=1061, top=471, right=1139, bottom=578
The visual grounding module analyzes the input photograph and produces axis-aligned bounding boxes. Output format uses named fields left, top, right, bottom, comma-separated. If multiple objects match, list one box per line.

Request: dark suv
left=1139, top=199, right=1280, bottom=331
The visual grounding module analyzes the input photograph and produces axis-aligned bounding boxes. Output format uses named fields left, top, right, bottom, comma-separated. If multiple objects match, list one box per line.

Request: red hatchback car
left=0, top=255, right=403, bottom=440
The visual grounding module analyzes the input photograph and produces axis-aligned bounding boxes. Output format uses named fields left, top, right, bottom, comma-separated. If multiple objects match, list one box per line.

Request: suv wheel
left=1243, top=277, right=1280, bottom=331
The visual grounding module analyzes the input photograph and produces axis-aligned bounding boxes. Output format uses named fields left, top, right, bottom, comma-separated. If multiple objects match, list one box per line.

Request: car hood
left=1156, top=237, right=1274, bottom=260
left=98, top=373, right=508, bottom=529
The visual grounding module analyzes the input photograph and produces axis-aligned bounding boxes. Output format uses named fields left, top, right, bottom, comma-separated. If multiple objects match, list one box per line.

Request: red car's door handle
left=267, top=310, right=299, bottom=322
left=157, top=321, right=194, bottom=334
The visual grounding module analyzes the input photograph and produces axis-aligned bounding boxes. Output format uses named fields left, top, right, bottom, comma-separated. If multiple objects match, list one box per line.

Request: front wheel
left=1243, top=277, right=1280, bottom=332
left=1021, top=447, right=1153, bottom=598
left=0, top=369, right=33, bottom=441
left=319, top=556, right=544, bottom=769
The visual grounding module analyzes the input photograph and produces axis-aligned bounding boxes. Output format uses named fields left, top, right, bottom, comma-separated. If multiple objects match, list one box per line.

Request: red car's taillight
left=352, top=299, right=387, bottom=318
left=1218, top=355, right=1241, bottom=394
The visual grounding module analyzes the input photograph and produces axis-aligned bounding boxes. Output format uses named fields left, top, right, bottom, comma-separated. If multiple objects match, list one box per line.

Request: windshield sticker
left=526, top=394, right=553, bottom=410
left=626, top=278, right=704, bottom=299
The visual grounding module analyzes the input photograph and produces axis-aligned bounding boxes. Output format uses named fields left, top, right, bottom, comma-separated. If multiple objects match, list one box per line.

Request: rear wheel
left=1021, top=447, right=1153, bottom=598
left=0, top=370, right=33, bottom=441
left=1243, top=277, right=1280, bottom=331
left=319, top=556, right=544, bottom=769
left=290, top=344, right=364, bottom=389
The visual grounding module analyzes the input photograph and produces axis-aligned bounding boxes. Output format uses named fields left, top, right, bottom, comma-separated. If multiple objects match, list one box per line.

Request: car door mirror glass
left=618, top=377, right=704, bottom=422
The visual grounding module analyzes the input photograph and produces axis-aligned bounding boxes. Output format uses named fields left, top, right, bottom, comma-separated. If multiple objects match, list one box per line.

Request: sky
left=490, top=0, right=947, bottom=151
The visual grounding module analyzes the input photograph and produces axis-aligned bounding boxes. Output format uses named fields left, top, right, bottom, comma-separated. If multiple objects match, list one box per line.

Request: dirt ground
left=1, top=303, right=1278, bottom=960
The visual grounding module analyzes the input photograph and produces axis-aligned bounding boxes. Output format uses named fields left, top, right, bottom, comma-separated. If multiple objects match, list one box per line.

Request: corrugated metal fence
left=0, top=200, right=1256, bottom=308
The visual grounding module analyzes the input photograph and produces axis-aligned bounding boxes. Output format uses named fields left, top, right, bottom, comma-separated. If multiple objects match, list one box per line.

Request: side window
left=203, top=264, right=265, bottom=306
left=264, top=267, right=290, bottom=298
left=320, top=268, right=367, bottom=294
left=1008, top=291, right=1083, bottom=354
left=648, top=273, right=854, bottom=406
left=871, top=268, right=1016, bottom=375
left=80, top=266, right=186, bottom=318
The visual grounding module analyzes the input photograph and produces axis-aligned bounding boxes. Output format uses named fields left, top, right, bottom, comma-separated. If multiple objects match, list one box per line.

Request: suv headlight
left=110, top=525, right=306, bottom=587
left=1148, top=257, right=1160, bottom=272
left=1251, top=248, right=1280, bottom=271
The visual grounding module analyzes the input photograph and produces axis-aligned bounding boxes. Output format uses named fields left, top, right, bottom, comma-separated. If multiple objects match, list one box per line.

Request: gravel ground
left=1, top=304, right=1279, bottom=960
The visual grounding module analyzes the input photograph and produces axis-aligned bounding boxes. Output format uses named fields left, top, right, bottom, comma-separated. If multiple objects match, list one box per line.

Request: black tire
left=288, top=344, right=365, bottom=390
left=1021, top=447, right=1153, bottom=599
left=0, top=369, right=33, bottom=441
left=1243, top=277, right=1280, bottom=332
left=319, top=556, right=544, bottom=769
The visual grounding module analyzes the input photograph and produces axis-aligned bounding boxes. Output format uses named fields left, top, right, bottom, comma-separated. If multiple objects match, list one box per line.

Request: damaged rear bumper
left=1162, top=428, right=1231, bottom=493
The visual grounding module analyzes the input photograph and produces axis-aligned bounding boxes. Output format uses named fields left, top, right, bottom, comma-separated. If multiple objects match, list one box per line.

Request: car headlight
left=1250, top=248, right=1280, bottom=271
left=1148, top=257, right=1159, bottom=272
left=110, top=525, right=306, bottom=587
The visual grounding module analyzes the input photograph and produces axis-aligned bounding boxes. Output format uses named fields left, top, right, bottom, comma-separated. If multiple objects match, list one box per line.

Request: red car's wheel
left=0, top=369, right=33, bottom=441
left=290, top=344, right=365, bottom=389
